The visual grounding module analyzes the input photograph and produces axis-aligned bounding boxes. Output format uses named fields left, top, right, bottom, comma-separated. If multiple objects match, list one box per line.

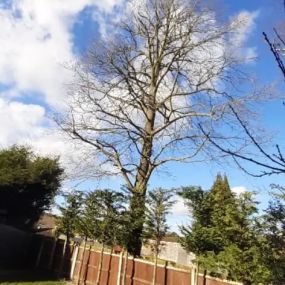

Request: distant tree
left=77, top=191, right=101, bottom=242
left=179, top=185, right=212, bottom=256
left=217, top=192, right=270, bottom=285
left=179, top=175, right=238, bottom=280
left=261, top=199, right=285, bottom=285
left=56, top=191, right=83, bottom=243
left=113, top=200, right=132, bottom=285
left=165, top=231, right=179, bottom=238
left=179, top=185, right=217, bottom=284
left=144, top=188, right=174, bottom=285
left=115, top=207, right=132, bottom=251
left=0, top=145, right=63, bottom=231
left=206, top=175, right=238, bottom=253
left=90, top=190, right=126, bottom=285
left=179, top=175, right=269, bottom=285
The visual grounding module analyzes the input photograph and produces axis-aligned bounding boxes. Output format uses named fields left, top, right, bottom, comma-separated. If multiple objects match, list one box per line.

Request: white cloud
left=0, top=0, right=122, bottom=169
left=229, top=10, right=259, bottom=60
left=231, top=186, right=247, bottom=196
left=168, top=195, right=190, bottom=233
left=0, top=0, right=121, bottom=108
left=0, top=98, right=97, bottom=178
left=0, top=98, right=45, bottom=146
left=170, top=195, right=188, bottom=216
left=231, top=11, right=259, bottom=46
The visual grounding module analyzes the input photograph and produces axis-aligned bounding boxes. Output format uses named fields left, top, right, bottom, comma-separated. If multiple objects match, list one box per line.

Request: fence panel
left=33, top=236, right=242, bottom=285
left=165, top=267, right=190, bottom=285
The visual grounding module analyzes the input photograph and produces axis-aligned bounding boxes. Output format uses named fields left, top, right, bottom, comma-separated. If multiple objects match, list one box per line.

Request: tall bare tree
left=58, top=0, right=262, bottom=256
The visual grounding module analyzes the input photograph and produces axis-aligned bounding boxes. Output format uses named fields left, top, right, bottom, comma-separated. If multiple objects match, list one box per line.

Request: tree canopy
left=0, top=145, right=64, bottom=231
left=179, top=174, right=270, bottom=285
left=261, top=198, right=285, bottom=284
left=56, top=191, right=83, bottom=242
left=144, top=188, right=174, bottom=256
left=144, top=188, right=174, bottom=285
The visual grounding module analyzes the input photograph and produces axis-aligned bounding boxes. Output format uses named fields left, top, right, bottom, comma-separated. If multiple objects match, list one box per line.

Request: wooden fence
left=34, top=236, right=242, bottom=285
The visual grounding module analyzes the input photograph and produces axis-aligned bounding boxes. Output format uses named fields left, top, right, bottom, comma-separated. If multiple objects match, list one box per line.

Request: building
left=34, top=212, right=57, bottom=236
left=141, top=237, right=196, bottom=266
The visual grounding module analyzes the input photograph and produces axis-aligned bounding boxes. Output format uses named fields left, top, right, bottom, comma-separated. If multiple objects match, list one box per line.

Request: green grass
left=0, top=281, right=66, bottom=285
left=0, top=270, right=66, bottom=285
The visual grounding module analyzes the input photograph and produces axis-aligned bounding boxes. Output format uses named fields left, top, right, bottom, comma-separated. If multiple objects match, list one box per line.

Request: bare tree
left=57, top=0, right=261, bottom=256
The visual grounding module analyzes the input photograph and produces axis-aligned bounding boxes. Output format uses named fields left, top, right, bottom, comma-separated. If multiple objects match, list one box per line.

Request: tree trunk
left=96, top=244, right=105, bottom=285
left=127, top=85, right=156, bottom=256
left=122, top=251, right=128, bottom=285
left=126, top=192, right=146, bottom=256
left=203, top=269, right=207, bottom=285
left=152, top=253, right=158, bottom=285
left=66, top=233, right=70, bottom=246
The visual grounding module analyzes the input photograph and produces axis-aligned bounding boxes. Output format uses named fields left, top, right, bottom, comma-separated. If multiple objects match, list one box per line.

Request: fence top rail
left=197, top=273, right=243, bottom=285
left=76, top=246, right=194, bottom=269
left=165, top=265, right=192, bottom=273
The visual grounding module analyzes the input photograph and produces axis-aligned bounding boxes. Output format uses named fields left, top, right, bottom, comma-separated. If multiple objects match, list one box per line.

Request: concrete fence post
left=58, top=238, right=67, bottom=278
left=191, top=266, right=196, bottom=285
left=117, top=250, right=124, bottom=285
left=122, top=251, right=129, bottom=285
left=70, top=245, right=79, bottom=280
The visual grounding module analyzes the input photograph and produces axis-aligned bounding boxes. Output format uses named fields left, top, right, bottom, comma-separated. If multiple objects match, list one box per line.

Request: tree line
left=180, top=174, right=285, bottom=285
left=56, top=175, right=285, bottom=285
left=56, top=188, right=173, bottom=285
left=0, top=145, right=283, bottom=284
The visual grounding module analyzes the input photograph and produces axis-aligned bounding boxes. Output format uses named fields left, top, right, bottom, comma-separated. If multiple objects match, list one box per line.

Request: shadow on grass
left=0, top=269, right=61, bottom=283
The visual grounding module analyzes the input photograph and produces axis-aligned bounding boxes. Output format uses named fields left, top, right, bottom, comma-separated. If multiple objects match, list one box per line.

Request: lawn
left=0, top=270, right=66, bottom=285
left=1, top=281, right=67, bottom=285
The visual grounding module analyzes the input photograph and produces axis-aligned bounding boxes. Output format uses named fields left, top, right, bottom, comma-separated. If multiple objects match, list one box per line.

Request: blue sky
left=0, top=0, right=284, bottom=230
